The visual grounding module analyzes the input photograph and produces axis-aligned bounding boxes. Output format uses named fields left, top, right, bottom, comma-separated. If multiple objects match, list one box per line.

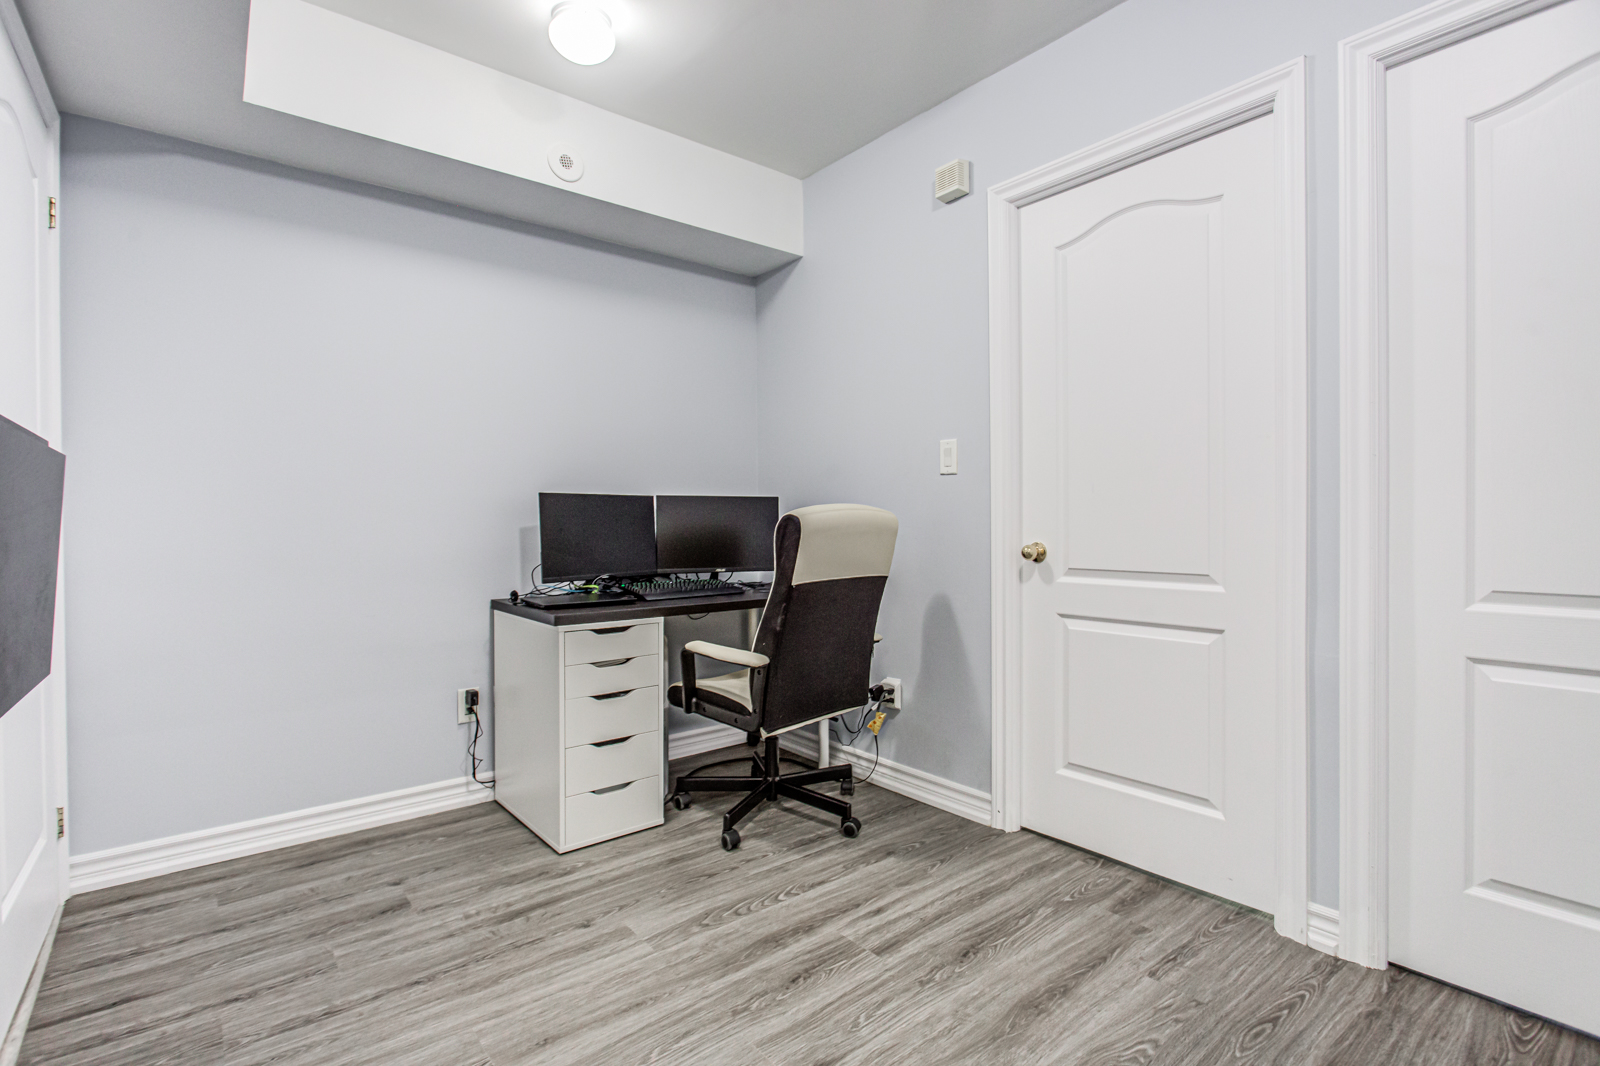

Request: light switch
left=939, top=438, right=958, bottom=475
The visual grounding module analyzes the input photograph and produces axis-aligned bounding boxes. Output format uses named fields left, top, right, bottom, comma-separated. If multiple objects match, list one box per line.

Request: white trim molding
left=69, top=773, right=496, bottom=895
left=987, top=57, right=1311, bottom=944
left=666, top=723, right=748, bottom=762
left=1307, top=902, right=1341, bottom=957
left=780, top=732, right=994, bottom=827
left=1335, top=0, right=1561, bottom=972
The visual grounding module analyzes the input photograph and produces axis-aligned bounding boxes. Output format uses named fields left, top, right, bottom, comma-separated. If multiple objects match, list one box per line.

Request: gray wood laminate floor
left=21, top=748, right=1600, bottom=1066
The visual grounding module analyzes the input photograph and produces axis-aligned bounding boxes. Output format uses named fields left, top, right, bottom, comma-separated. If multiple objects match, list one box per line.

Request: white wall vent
left=934, top=159, right=970, bottom=203
left=548, top=145, right=584, bottom=182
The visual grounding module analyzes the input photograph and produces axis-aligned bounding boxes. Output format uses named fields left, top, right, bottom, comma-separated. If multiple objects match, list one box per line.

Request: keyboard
left=627, top=578, right=745, bottom=601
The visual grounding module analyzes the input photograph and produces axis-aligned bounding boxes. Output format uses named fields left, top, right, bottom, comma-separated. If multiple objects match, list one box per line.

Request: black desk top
left=490, top=589, right=768, bottom=627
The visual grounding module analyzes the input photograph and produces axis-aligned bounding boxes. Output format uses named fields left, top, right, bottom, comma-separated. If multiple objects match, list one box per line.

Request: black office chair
left=667, top=503, right=898, bottom=850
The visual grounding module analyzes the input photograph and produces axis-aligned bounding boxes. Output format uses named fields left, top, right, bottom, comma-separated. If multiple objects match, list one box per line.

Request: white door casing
left=0, top=0, right=63, bottom=1036
left=990, top=59, right=1308, bottom=939
left=1341, top=0, right=1600, bottom=1032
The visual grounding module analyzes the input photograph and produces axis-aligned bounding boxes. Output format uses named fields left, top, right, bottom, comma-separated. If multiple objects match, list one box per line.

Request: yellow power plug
left=867, top=710, right=887, bottom=735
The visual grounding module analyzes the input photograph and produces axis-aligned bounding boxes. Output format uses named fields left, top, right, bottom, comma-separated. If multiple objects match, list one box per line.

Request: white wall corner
left=1307, top=902, right=1341, bottom=956
left=68, top=773, right=496, bottom=895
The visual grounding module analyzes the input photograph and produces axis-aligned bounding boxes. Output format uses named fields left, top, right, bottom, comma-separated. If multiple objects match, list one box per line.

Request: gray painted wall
left=755, top=0, right=1423, bottom=906
left=61, top=117, right=760, bottom=855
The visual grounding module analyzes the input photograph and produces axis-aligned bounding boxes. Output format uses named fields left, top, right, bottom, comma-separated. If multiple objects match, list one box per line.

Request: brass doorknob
left=1021, top=542, right=1047, bottom=562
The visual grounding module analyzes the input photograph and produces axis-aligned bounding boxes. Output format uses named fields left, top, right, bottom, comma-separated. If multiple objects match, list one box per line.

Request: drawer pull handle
left=590, top=690, right=632, bottom=701
left=591, top=781, right=632, bottom=795
left=592, top=626, right=632, bottom=635
left=591, top=657, right=632, bottom=669
left=591, top=736, right=631, bottom=748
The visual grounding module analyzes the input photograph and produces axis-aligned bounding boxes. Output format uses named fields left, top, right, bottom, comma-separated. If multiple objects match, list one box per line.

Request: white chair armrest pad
left=684, top=640, right=770, bottom=669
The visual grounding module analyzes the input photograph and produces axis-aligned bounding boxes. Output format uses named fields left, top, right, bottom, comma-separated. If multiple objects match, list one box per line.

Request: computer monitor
left=655, top=496, right=780, bottom=573
left=538, top=493, right=657, bottom=582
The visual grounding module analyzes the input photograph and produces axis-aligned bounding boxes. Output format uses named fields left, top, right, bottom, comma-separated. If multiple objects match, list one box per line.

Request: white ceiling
left=279, top=0, right=1122, bottom=178
left=15, top=0, right=1123, bottom=272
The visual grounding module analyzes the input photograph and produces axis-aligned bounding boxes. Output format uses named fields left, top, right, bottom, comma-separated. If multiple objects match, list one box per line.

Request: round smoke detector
left=548, top=145, right=584, bottom=182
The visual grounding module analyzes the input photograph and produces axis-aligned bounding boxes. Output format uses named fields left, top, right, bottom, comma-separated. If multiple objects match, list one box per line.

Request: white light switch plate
left=939, top=439, right=958, bottom=475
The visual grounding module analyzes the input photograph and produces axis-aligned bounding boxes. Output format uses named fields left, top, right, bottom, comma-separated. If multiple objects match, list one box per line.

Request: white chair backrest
left=788, top=504, right=898, bottom=585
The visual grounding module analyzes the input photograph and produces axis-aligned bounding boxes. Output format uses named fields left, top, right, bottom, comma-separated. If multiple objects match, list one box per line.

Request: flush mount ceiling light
left=548, top=1, right=615, bottom=65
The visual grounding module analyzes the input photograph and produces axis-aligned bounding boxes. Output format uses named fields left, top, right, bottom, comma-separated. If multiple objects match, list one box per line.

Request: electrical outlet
left=880, top=677, right=903, bottom=710
left=458, top=688, right=480, bottom=724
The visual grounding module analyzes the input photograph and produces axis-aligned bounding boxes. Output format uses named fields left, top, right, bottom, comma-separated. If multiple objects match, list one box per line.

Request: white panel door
left=0, top=17, right=62, bottom=1032
left=1386, top=0, right=1600, bottom=1033
left=1018, top=114, right=1283, bottom=912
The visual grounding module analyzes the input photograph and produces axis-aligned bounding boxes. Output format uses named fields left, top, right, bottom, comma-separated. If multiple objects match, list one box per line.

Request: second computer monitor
left=655, top=496, right=779, bottom=573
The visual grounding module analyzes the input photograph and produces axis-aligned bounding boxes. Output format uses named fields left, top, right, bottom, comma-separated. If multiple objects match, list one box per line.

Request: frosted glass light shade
left=549, top=2, right=615, bottom=65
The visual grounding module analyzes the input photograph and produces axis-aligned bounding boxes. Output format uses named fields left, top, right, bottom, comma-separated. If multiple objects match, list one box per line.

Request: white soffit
left=15, top=0, right=799, bottom=276
left=308, top=0, right=1129, bottom=179
left=244, top=0, right=801, bottom=259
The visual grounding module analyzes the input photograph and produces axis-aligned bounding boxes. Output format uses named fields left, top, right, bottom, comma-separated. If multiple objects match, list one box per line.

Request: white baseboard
left=1307, top=901, right=1340, bottom=956
left=69, top=772, right=496, bottom=895
left=779, top=730, right=993, bottom=827
left=666, top=722, right=747, bottom=761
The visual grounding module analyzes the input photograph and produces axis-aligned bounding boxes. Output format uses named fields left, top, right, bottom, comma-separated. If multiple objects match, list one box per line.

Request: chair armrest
left=683, top=640, right=770, bottom=669
left=680, top=642, right=767, bottom=723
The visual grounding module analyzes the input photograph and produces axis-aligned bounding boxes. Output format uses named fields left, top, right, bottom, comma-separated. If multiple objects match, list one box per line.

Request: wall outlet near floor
left=458, top=688, right=480, bottom=724
left=879, top=677, right=903, bottom=710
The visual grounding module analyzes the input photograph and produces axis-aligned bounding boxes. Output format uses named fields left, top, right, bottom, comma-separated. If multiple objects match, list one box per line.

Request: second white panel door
left=1383, top=0, right=1600, bottom=1033
left=1018, top=114, right=1284, bottom=912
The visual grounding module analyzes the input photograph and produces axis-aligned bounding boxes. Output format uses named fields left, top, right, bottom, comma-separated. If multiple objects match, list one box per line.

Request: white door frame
left=988, top=58, right=1310, bottom=941
left=0, top=0, right=66, bottom=1047
left=1336, top=0, right=1573, bottom=970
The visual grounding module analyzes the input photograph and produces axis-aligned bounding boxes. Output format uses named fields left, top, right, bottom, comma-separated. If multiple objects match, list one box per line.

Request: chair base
left=670, top=736, right=858, bottom=849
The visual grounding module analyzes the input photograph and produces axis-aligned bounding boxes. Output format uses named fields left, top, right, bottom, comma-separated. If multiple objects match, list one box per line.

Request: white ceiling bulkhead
left=17, top=0, right=1123, bottom=274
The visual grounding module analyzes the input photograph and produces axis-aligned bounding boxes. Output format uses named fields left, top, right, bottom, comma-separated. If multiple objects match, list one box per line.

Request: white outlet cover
left=457, top=688, right=478, bottom=724
left=939, top=439, right=958, bottom=475
left=881, top=677, right=904, bottom=710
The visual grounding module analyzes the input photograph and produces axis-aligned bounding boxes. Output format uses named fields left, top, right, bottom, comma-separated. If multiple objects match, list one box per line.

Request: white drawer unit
left=566, top=686, right=659, bottom=747
left=566, top=777, right=662, bottom=851
left=492, top=612, right=667, bottom=853
left=564, top=623, right=658, bottom=666
left=564, top=655, right=659, bottom=699
left=565, top=732, right=660, bottom=795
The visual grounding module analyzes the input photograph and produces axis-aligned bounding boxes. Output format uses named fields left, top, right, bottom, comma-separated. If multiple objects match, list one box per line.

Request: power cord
left=508, top=565, right=612, bottom=607
left=466, top=701, right=492, bottom=790
left=829, top=687, right=887, bottom=785
left=518, top=563, right=595, bottom=599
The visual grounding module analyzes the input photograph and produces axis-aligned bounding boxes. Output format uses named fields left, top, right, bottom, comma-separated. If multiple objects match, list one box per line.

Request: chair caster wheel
left=720, top=829, right=741, bottom=851
left=671, top=792, right=692, bottom=811
left=840, top=779, right=855, bottom=796
left=840, top=817, right=861, bottom=839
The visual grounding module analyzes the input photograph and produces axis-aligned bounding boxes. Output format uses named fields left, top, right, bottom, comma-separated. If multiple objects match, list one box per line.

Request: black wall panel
left=0, top=413, right=65, bottom=718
